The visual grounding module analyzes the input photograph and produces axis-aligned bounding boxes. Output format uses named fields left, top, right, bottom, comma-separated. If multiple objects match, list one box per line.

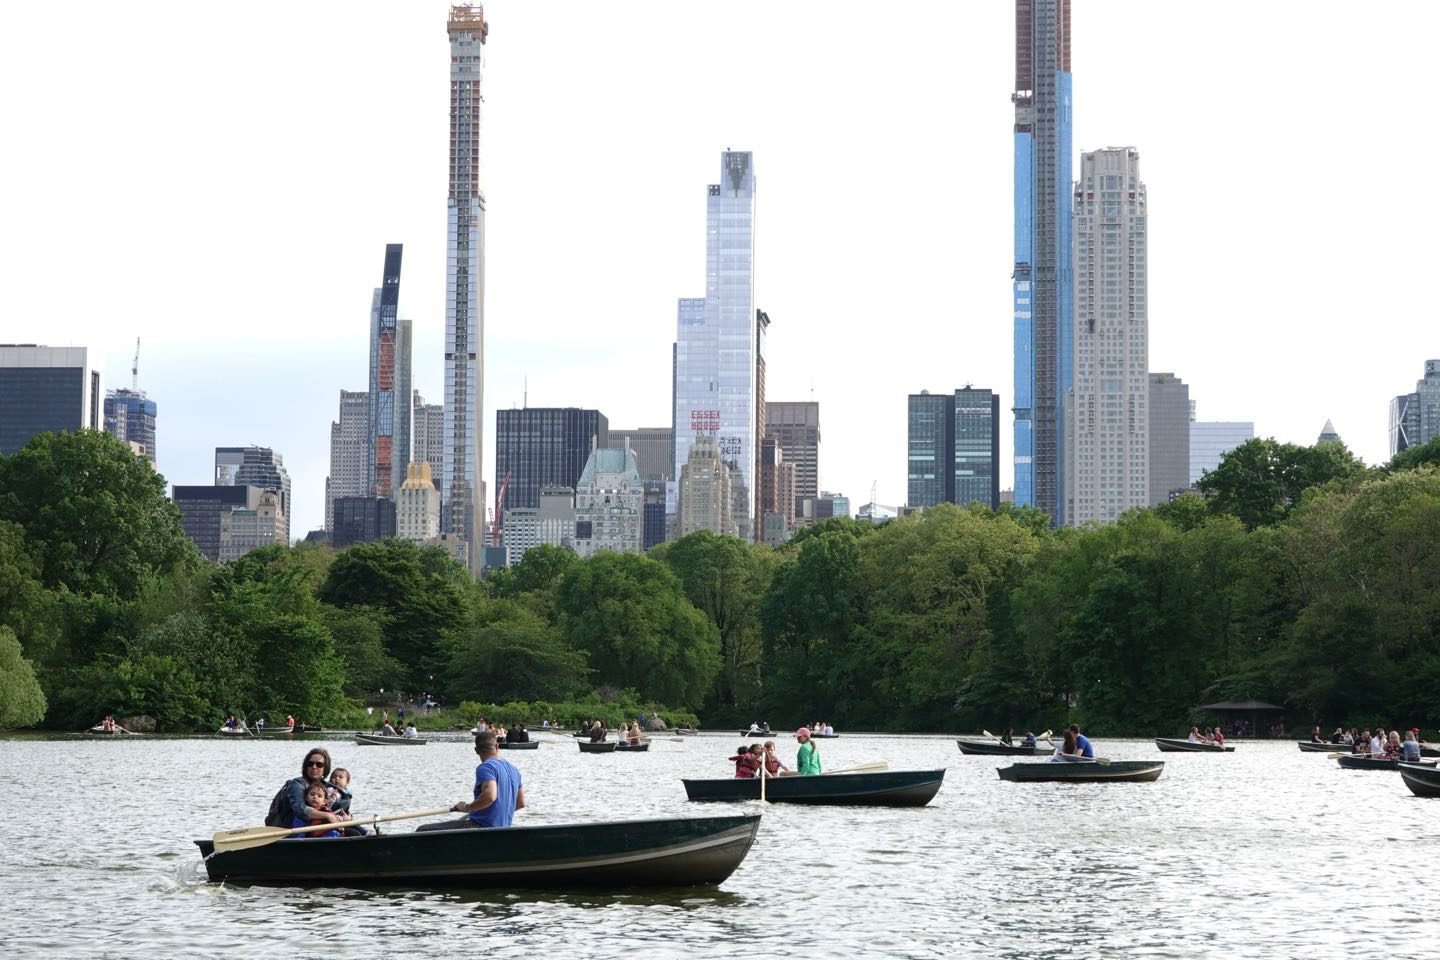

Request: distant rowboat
left=956, top=738, right=1047, bottom=756
left=354, top=733, right=427, bottom=746
left=682, top=769, right=944, bottom=806
left=1155, top=737, right=1233, bottom=753
left=997, top=760, right=1165, bottom=783
left=578, top=741, right=618, bottom=754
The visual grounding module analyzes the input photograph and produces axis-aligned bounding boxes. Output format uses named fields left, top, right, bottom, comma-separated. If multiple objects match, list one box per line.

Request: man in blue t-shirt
left=1069, top=723, right=1095, bottom=759
left=419, top=730, right=526, bottom=831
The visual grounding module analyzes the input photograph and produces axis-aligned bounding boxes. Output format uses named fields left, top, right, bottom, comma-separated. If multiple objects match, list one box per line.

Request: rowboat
left=675, top=728, right=698, bottom=736
left=682, top=769, right=945, bottom=806
left=1335, top=755, right=1437, bottom=771
left=354, top=733, right=427, bottom=746
left=997, top=760, right=1165, bottom=783
left=194, top=814, right=760, bottom=888
left=956, top=738, right=1048, bottom=756
left=578, top=741, right=618, bottom=754
left=1399, top=762, right=1440, bottom=797
left=1155, top=737, right=1233, bottom=753
left=218, top=726, right=251, bottom=737
left=1298, top=741, right=1352, bottom=752
left=615, top=742, right=650, bottom=752
left=498, top=740, right=539, bottom=750
left=738, top=729, right=775, bottom=738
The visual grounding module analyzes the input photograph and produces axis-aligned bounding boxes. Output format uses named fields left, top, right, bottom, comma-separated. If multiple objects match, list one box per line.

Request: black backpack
left=264, top=785, right=290, bottom=828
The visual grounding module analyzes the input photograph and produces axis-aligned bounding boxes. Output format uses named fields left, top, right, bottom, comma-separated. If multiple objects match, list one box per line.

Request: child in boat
left=762, top=740, right=789, bottom=777
left=294, top=783, right=341, bottom=838
left=328, top=768, right=354, bottom=817
left=729, top=744, right=761, bottom=778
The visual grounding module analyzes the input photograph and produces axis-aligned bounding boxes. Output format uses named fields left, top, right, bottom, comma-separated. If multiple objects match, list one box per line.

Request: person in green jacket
left=794, top=726, right=822, bottom=775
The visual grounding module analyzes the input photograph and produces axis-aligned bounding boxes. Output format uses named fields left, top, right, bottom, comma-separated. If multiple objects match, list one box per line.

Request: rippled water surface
left=2, top=732, right=1435, bottom=959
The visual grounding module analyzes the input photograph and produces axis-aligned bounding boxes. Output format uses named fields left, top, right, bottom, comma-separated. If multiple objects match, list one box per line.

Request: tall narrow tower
left=672, top=150, right=758, bottom=541
left=1012, top=0, right=1072, bottom=525
left=368, top=243, right=403, bottom=498
left=444, top=5, right=489, bottom=573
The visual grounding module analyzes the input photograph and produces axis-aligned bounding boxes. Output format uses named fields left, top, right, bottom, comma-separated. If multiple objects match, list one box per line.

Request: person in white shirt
left=1370, top=730, right=1385, bottom=757
left=405, top=723, right=419, bottom=739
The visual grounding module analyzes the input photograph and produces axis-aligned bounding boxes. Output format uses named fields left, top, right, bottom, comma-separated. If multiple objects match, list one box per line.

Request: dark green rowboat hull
left=354, top=734, right=427, bottom=746
left=616, top=742, right=650, bottom=752
left=682, top=769, right=944, bottom=806
left=1400, top=763, right=1440, bottom=797
left=1298, top=741, right=1349, bottom=752
left=956, top=739, right=1047, bottom=756
left=578, top=741, right=618, bottom=753
left=997, top=761, right=1164, bottom=783
left=1335, top=756, right=1437, bottom=771
left=498, top=740, right=539, bottom=750
left=194, top=814, right=760, bottom=888
left=1155, top=738, right=1233, bottom=753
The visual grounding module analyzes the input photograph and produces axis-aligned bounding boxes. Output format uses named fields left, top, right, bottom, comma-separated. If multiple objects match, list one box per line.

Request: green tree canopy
left=446, top=597, right=590, bottom=703
left=317, top=539, right=470, bottom=687
left=554, top=552, right=720, bottom=708
left=1198, top=437, right=1368, bottom=529
left=0, top=626, right=47, bottom=729
left=0, top=430, right=196, bottom=598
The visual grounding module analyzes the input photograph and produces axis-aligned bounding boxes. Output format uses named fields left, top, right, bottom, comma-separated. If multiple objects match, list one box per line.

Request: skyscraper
left=103, top=389, right=157, bottom=463
left=368, top=243, right=404, bottom=498
left=907, top=388, right=1001, bottom=510
left=214, top=445, right=292, bottom=544
left=1069, top=147, right=1147, bottom=526
left=673, top=150, right=758, bottom=542
left=1148, top=373, right=1190, bottom=505
left=607, top=427, right=674, bottom=482
left=444, top=5, right=489, bottom=574
left=1013, top=0, right=1073, bottom=524
left=1390, top=359, right=1440, bottom=457
left=0, top=345, right=104, bottom=456
left=1190, top=421, right=1254, bottom=486
left=413, top=390, right=445, bottom=477
left=327, top=390, right=369, bottom=532
left=493, top=407, right=608, bottom=522
left=765, top=401, right=820, bottom=520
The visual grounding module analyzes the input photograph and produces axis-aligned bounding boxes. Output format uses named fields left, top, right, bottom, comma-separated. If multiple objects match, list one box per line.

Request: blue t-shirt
left=469, top=757, right=522, bottom=828
left=1075, top=734, right=1095, bottom=758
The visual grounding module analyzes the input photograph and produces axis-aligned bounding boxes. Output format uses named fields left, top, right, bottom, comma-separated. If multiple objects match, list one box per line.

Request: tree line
left=2, top=428, right=1439, bottom=734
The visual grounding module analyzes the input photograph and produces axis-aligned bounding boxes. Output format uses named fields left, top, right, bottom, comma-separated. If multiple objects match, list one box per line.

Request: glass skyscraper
left=103, top=389, right=157, bottom=463
left=494, top=407, right=609, bottom=522
left=908, top=388, right=1000, bottom=510
left=1012, top=0, right=1072, bottom=525
left=443, top=5, right=489, bottom=574
left=673, top=151, right=758, bottom=540
left=368, top=243, right=404, bottom=498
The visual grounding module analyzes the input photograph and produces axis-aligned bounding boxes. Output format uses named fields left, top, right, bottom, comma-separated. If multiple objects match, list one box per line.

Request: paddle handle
left=212, top=807, right=454, bottom=853
left=825, top=761, right=889, bottom=775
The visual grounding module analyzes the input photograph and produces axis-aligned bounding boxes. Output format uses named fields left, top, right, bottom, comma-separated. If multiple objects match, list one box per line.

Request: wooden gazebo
left=1196, top=699, right=1285, bottom=738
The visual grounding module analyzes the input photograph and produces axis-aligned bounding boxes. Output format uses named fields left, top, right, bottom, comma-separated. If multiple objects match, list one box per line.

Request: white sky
left=3, top=2, right=1436, bottom=538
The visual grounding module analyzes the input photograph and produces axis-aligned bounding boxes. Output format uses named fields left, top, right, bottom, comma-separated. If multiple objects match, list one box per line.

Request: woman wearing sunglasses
left=280, top=748, right=344, bottom=829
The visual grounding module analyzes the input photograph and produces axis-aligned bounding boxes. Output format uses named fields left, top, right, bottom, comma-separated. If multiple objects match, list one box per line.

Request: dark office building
left=494, top=408, right=608, bottom=525
left=0, top=345, right=104, bottom=456
left=609, top=427, right=675, bottom=482
left=332, top=496, right=397, bottom=549
left=908, top=387, right=1000, bottom=510
left=173, top=484, right=259, bottom=562
left=642, top=480, right=667, bottom=551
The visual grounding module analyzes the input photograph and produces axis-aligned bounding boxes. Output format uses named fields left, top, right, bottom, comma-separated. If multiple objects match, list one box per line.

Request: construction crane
left=131, top=337, right=140, bottom=392
left=490, top=469, right=511, bottom=546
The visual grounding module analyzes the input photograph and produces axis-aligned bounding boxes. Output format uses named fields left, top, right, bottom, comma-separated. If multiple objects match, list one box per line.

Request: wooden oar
left=825, top=761, right=889, bottom=775
left=759, top=767, right=769, bottom=805
left=982, top=729, right=995, bottom=738
left=212, top=807, right=453, bottom=854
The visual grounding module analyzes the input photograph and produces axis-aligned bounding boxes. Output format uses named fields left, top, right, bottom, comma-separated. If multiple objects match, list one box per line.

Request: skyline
left=3, top=1, right=1437, bottom=539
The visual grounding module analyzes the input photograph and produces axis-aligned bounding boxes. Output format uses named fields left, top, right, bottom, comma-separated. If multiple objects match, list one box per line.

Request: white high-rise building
left=1191, top=421, right=1255, bottom=485
left=1068, top=147, right=1148, bottom=526
left=327, top=390, right=369, bottom=532
left=573, top=446, right=644, bottom=557
left=396, top=461, right=441, bottom=543
left=443, top=5, right=489, bottom=575
left=673, top=150, right=758, bottom=541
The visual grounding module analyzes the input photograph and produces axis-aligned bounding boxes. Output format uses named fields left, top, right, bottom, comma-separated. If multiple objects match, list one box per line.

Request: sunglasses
left=306, top=760, right=326, bottom=768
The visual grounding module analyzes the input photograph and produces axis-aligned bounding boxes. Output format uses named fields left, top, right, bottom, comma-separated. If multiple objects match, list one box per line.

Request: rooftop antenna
left=131, top=337, right=140, bottom=392
left=523, top=375, right=527, bottom=410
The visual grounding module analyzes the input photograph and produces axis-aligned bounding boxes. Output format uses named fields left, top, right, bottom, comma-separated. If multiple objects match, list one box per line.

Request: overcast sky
left=3, top=1, right=1435, bottom=538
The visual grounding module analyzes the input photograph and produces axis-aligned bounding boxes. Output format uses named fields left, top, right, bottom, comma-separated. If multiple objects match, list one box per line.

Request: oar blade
left=212, top=825, right=297, bottom=854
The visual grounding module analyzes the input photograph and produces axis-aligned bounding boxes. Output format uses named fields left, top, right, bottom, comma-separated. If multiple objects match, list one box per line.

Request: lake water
left=2, top=731, right=1435, bottom=959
